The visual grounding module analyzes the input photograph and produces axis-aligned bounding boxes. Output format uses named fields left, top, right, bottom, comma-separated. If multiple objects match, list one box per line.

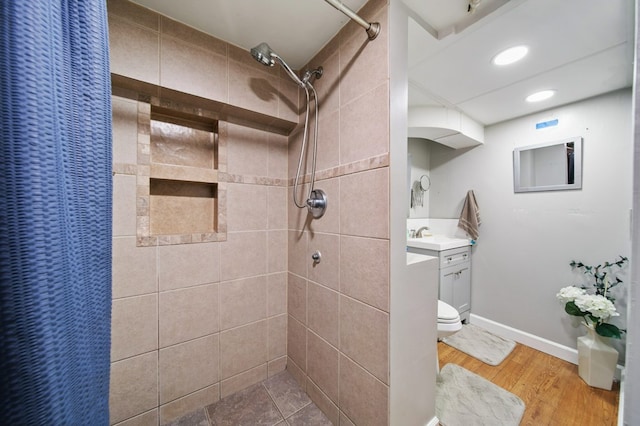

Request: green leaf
left=564, top=301, right=584, bottom=316
left=596, top=323, right=623, bottom=339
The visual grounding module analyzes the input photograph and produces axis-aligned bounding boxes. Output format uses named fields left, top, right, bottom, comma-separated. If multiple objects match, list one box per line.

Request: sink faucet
left=415, top=226, right=430, bottom=238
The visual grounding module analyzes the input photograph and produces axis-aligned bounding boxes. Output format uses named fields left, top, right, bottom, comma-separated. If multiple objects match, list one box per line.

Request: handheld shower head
left=250, top=42, right=305, bottom=88
left=250, top=42, right=275, bottom=66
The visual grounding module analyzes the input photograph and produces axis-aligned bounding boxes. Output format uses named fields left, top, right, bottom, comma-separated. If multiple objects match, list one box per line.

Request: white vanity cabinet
left=407, top=245, right=471, bottom=322
left=438, top=247, right=471, bottom=322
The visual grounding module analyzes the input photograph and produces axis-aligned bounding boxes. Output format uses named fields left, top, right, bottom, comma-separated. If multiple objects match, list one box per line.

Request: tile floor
left=166, top=370, right=333, bottom=426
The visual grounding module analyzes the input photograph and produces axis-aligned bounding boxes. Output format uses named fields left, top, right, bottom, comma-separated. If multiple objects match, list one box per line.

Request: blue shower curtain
left=0, top=1, right=112, bottom=423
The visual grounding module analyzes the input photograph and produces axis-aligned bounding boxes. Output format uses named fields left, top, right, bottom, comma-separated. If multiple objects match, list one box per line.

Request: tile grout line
left=262, top=381, right=288, bottom=424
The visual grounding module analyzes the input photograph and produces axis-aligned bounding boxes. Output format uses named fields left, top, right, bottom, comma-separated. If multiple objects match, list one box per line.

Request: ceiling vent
left=408, top=106, right=484, bottom=149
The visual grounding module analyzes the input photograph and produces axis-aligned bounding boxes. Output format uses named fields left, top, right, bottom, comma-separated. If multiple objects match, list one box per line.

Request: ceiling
left=130, top=0, right=635, bottom=126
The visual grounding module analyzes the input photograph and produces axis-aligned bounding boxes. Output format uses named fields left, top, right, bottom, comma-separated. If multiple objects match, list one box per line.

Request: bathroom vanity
left=407, top=237, right=471, bottom=322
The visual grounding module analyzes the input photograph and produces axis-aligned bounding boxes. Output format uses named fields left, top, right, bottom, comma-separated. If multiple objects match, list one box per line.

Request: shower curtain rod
left=323, top=0, right=380, bottom=40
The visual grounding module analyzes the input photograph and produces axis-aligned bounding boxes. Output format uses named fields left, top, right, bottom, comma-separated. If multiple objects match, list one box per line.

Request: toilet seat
left=437, top=300, right=460, bottom=323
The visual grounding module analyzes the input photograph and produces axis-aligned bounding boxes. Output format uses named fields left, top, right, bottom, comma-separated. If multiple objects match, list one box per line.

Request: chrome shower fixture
left=250, top=42, right=313, bottom=89
left=249, top=42, right=327, bottom=219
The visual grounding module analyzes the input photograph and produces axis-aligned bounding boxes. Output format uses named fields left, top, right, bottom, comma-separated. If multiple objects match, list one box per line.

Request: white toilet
left=437, top=300, right=462, bottom=340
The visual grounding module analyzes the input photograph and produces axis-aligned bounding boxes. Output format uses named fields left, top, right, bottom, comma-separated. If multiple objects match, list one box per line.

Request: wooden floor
left=438, top=341, right=620, bottom=426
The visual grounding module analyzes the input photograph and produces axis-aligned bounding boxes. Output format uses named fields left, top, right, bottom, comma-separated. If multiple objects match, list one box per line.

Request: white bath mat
left=442, top=323, right=516, bottom=366
left=436, top=364, right=525, bottom=426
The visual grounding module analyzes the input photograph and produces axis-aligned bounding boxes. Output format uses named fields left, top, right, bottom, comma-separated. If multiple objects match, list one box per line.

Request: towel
left=411, top=180, right=423, bottom=208
left=458, top=190, right=481, bottom=240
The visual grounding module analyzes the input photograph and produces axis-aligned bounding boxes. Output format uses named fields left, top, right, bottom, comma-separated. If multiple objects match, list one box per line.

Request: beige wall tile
left=268, top=133, right=289, bottom=180
left=112, top=409, right=157, bottom=426
left=339, top=235, right=389, bottom=312
left=159, top=335, right=219, bottom=404
left=316, top=109, right=340, bottom=172
left=286, top=357, right=306, bottom=391
left=307, top=283, right=339, bottom=347
left=287, top=127, right=307, bottom=180
left=219, top=320, right=268, bottom=379
left=339, top=355, right=388, bottom=426
left=287, top=273, right=306, bottom=325
left=340, top=168, right=389, bottom=239
left=159, top=385, right=219, bottom=425
left=160, top=35, right=228, bottom=102
left=308, top=50, right=339, bottom=116
left=150, top=193, right=215, bottom=235
left=268, top=356, right=287, bottom=377
left=287, top=316, right=307, bottom=372
left=158, top=242, right=220, bottom=291
left=220, top=365, right=267, bottom=399
left=339, top=296, right=389, bottom=384
left=150, top=120, right=214, bottom=169
left=113, top=174, right=137, bottom=237
left=306, top=380, right=339, bottom=426
left=267, top=273, right=287, bottom=317
left=267, top=186, right=287, bottom=230
left=159, top=284, right=219, bottom=347
left=307, top=331, right=339, bottom=404
left=226, top=123, right=269, bottom=177
left=339, top=411, right=356, bottom=426
left=219, top=276, right=267, bottom=331
left=228, top=60, right=279, bottom=117
left=107, top=0, right=159, bottom=30
left=108, top=17, right=159, bottom=84
left=112, top=237, right=157, bottom=298
left=339, top=8, right=388, bottom=107
left=110, top=352, right=158, bottom=424
left=339, top=83, right=389, bottom=165
left=268, top=230, right=288, bottom=273
left=278, top=77, right=300, bottom=122
left=268, top=314, right=287, bottom=360
left=288, top=231, right=308, bottom=278
left=160, top=16, right=226, bottom=56
left=226, top=183, right=268, bottom=231
left=111, top=294, right=158, bottom=361
left=308, top=233, right=339, bottom=291
left=112, top=96, right=139, bottom=165
left=220, top=231, right=267, bottom=281
left=287, top=182, right=310, bottom=231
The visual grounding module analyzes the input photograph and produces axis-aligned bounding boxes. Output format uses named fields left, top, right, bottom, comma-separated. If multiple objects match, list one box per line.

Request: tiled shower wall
left=285, top=1, right=391, bottom=425
left=108, top=0, right=298, bottom=424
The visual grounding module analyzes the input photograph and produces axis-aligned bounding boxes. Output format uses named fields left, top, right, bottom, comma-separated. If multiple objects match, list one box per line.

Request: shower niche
left=149, top=107, right=219, bottom=236
left=134, top=98, right=227, bottom=247
left=111, top=72, right=298, bottom=246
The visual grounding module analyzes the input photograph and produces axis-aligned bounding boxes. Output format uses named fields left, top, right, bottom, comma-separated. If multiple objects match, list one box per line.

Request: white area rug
left=436, top=364, right=525, bottom=426
left=442, top=323, right=516, bottom=366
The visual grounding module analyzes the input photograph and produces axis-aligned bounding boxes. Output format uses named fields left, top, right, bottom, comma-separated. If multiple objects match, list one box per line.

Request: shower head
left=250, top=42, right=305, bottom=88
left=250, top=42, right=275, bottom=67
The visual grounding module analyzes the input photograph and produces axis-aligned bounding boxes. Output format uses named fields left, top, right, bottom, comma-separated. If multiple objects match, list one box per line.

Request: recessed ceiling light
left=492, top=45, right=528, bottom=66
left=526, top=90, right=556, bottom=102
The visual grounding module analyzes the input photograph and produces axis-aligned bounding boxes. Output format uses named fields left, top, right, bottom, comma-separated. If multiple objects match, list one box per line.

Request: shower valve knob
left=312, top=251, right=321, bottom=263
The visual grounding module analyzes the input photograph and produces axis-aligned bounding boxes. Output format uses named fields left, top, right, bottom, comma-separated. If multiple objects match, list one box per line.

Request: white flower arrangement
left=556, top=256, right=628, bottom=339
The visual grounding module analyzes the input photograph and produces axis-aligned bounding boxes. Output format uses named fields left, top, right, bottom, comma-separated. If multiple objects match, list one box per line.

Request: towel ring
left=419, top=175, right=431, bottom=192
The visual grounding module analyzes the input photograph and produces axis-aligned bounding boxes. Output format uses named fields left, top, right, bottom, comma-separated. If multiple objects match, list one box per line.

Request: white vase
left=577, top=326, right=618, bottom=390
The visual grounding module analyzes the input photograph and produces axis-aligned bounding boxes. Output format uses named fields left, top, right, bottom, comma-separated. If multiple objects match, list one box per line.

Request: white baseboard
left=469, top=313, right=623, bottom=381
left=425, top=416, right=440, bottom=426
left=469, top=313, right=578, bottom=364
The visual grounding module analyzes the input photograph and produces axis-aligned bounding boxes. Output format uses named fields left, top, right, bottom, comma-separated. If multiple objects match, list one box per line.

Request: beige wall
left=285, top=0, right=391, bottom=425
left=108, top=0, right=392, bottom=424
left=108, top=0, right=296, bottom=424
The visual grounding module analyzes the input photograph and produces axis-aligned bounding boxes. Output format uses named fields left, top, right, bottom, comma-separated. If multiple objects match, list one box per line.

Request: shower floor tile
left=166, top=370, right=332, bottom=426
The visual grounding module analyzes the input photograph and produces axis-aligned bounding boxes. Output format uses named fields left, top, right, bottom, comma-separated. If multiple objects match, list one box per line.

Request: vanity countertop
left=407, top=235, right=471, bottom=251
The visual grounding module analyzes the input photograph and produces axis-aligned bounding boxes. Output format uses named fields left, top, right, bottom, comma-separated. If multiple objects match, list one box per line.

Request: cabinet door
left=439, top=269, right=455, bottom=307
left=453, top=265, right=471, bottom=313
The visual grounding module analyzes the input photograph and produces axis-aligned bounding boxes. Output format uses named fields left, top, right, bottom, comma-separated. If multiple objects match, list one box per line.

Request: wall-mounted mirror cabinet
left=513, top=136, right=582, bottom=193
